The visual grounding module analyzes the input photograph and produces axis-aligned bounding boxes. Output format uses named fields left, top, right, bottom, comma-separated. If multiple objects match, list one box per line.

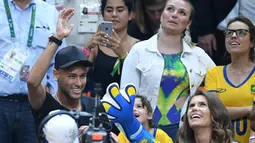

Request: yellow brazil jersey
left=205, top=66, right=255, bottom=143
left=118, top=128, right=173, bottom=143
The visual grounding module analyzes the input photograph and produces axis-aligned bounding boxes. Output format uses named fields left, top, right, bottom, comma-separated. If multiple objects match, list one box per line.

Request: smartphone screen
left=101, top=21, right=113, bottom=36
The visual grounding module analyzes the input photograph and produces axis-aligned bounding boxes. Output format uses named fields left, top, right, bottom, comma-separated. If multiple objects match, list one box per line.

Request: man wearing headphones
left=27, top=8, right=108, bottom=142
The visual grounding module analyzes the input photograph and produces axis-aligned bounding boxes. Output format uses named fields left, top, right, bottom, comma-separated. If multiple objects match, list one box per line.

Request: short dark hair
left=101, top=0, right=134, bottom=16
left=226, top=16, right=255, bottom=62
left=136, top=95, right=153, bottom=128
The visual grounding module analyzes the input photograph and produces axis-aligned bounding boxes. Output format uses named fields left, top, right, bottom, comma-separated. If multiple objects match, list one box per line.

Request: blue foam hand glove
left=101, top=83, right=158, bottom=143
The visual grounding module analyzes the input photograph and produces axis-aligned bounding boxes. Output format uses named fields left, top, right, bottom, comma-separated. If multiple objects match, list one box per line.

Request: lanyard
left=3, top=0, right=36, bottom=47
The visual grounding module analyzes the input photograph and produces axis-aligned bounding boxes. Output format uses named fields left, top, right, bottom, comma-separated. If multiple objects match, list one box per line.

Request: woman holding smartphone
left=83, top=0, right=139, bottom=99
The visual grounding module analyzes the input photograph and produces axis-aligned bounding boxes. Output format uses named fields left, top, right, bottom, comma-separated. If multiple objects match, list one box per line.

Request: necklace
left=53, top=94, right=82, bottom=110
left=53, top=94, right=62, bottom=105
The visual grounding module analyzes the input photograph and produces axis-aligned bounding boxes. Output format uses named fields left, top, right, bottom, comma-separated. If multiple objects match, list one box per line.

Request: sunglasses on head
left=224, top=29, right=249, bottom=38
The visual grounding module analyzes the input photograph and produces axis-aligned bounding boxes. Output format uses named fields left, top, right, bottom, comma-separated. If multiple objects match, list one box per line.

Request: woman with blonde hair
left=121, top=0, right=215, bottom=141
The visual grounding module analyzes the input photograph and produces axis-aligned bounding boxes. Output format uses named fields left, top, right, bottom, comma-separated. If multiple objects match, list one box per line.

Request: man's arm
left=190, top=0, right=215, bottom=41
left=27, top=8, right=74, bottom=110
left=46, top=8, right=67, bottom=94
left=190, top=0, right=216, bottom=56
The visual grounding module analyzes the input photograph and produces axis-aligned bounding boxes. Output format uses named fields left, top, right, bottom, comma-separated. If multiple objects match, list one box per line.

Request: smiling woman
left=121, top=0, right=215, bottom=141
left=84, top=0, right=139, bottom=100
left=178, top=91, right=233, bottom=143
left=83, top=0, right=139, bottom=135
left=204, top=16, right=255, bottom=143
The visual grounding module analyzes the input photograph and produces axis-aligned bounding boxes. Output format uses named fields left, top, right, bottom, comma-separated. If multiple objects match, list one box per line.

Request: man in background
left=0, top=0, right=65, bottom=142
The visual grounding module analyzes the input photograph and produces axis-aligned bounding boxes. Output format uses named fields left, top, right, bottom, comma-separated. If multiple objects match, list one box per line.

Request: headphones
left=37, top=110, right=79, bottom=143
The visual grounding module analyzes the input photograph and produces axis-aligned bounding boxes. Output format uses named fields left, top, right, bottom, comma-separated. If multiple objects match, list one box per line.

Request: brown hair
left=178, top=91, right=233, bottom=143
left=226, top=16, right=255, bottom=62
left=136, top=95, right=153, bottom=128
left=135, top=0, right=166, bottom=34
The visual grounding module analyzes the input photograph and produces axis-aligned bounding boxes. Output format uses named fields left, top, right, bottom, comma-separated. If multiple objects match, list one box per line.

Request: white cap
left=43, top=111, right=79, bottom=143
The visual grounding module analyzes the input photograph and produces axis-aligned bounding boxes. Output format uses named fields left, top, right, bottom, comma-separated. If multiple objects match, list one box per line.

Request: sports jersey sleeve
left=118, top=132, right=130, bottom=143
left=155, top=129, right=173, bottom=143
left=204, top=67, right=218, bottom=91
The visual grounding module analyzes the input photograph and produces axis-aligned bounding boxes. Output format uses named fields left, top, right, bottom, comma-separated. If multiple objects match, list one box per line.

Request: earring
left=184, top=29, right=192, bottom=46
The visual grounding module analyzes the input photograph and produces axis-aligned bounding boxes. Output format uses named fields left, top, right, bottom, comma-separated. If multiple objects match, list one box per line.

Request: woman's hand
left=55, top=8, right=75, bottom=40
left=86, top=28, right=127, bottom=58
left=87, top=31, right=112, bottom=49
left=109, top=30, right=127, bottom=58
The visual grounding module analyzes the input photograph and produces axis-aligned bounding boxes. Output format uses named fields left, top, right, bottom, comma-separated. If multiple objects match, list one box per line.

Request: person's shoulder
left=129, top=36, right=140, bottom=45
left=42, top=92, right=59, bottom=108
left=118, top=131, right=129, bottom=143
left=81, top=96, right=96, bottom=111
left=191, top=45, right=207, bottom=53
left=156, top=128, right=167, bottom=135
left=155, top=128, right=173, bottom=143
left=81, top=95, right=95, bottom=103
left=190, top=44, right=216, bottom=69
left=208, top=65, right=224, bottom=73
left=131, top=34, right=157, bottom=51
left=34, top=0, right=58, bottom=13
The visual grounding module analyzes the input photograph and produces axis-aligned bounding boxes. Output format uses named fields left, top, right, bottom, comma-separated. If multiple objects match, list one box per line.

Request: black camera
left=82, top=83, right=112, bottom=143
left=82, top=123, right=108, bottom=142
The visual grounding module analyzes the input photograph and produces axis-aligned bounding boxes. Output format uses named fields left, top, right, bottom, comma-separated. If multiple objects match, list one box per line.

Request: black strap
left=49, top=35, right=62, bottom=46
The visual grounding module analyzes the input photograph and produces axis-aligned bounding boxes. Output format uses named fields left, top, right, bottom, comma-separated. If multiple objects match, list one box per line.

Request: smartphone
left=101, top=21, right=113, bottom=36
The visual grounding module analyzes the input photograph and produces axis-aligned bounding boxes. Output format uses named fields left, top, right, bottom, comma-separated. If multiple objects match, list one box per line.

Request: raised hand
left=56, top=8, right=75, bottom=40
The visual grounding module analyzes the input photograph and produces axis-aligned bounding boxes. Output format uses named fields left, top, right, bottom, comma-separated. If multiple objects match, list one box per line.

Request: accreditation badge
left=0, top=48, right=27, bottom=82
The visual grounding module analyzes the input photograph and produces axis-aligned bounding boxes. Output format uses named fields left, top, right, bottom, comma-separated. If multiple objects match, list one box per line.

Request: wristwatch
left=49, top=34, right=62, bottom=46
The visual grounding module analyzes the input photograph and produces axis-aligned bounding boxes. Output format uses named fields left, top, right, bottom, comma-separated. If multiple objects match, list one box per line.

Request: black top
left=128, top=20, right=155, bottom=41
left=32, top=93, right=92, bottom=128
left=32, top=92, right=111, bottom=131
left=88, top=48, right=122, bottom=98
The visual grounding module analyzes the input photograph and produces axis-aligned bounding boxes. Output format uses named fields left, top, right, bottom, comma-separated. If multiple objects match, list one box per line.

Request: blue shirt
left=0, top=0, right=66, bottom=96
